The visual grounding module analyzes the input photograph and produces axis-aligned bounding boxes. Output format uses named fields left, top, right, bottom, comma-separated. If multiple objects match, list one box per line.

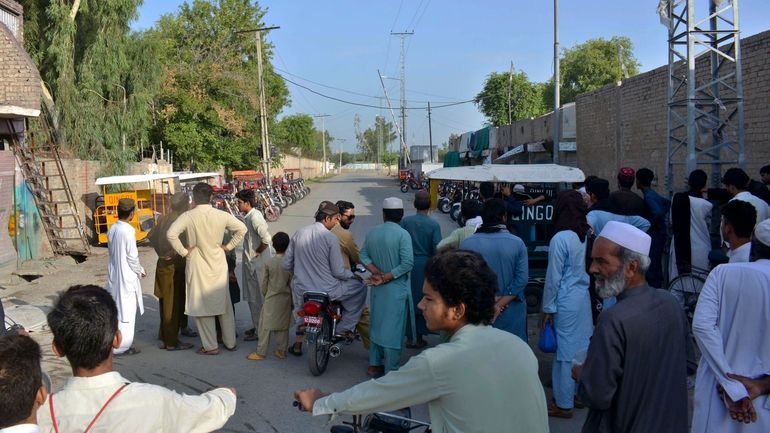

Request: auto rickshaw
left=94, top=173, right=179, bottom=244
left=427, top=164, right=586, bottom=313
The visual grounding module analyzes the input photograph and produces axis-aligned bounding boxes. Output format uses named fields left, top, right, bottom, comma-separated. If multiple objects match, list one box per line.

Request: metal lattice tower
left=665, top=0, right=745, bottom=193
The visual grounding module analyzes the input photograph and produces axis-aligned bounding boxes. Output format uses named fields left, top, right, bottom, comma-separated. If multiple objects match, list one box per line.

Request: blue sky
left=134, top=1, right=770, bottom=155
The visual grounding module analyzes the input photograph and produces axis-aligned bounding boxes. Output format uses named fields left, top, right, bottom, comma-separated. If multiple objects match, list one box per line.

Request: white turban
left=598, top=220, right=651, bottom=256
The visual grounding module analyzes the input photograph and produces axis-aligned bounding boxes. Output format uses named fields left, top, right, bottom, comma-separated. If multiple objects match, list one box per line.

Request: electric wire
left=276, top=73, right=474, bottom=110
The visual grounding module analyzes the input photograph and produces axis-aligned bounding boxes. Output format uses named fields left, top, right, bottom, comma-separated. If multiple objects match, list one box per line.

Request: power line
left=390, top=0, right=405, bottom=31
left=274, top=66, right=461, bottom=104
left=275, top=73, right=474, bottom=110
left=405, top=0, right=425, bottom=31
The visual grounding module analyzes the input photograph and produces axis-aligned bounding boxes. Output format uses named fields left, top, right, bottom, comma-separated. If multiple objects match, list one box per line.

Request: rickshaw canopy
left=177, top=172, right=220, bottom=182
left=427, top=164, right=585, bottom=184
left=95, top=173, right=178, bottom=186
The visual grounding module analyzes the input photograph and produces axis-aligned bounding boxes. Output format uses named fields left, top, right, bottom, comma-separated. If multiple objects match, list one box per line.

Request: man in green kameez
left=360, top=197, right=414, bottom=377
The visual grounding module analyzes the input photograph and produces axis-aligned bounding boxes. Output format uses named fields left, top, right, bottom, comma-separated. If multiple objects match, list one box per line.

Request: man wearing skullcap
left=723, top=167, right=770, bottom=222
left=106, top=198, right=146, bottom=355
left=400, top=191, right=441, bottom=349
left=282, top=201, right=367, bottom=348
left=608, top=167, right=646, bottom=217
left=149, top=192, right=194, bottom=351
left=359, top=197, right=414, bottom=375
left=691, top=219, right=770, bottom=433
left=577, top=221, right=694, bottom=433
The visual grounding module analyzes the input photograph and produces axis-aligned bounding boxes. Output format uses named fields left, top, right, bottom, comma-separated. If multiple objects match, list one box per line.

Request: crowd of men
left=2, top=164, right=770, bottom=432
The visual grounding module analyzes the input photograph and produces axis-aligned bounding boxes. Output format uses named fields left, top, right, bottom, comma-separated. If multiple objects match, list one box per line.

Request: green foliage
left=381, top=151, right=399, bottom=175
left=273, top=113, right=316, bottom=156
left=475, top=71, right=548, bottom=126
left=546, top=36, right=640, bottom=105
left=150, top=0, right=290, bottom=171
left=356, top=116, right=397, bottom=161
left=19, top=0, right=158, bottom=174
left=474, top=36, right=640, bottom=128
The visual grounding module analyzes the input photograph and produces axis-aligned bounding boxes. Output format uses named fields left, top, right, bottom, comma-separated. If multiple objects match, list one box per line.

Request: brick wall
left=576, top=30, right=770, bottom=191
left=0, top=14, right=40, bottom=114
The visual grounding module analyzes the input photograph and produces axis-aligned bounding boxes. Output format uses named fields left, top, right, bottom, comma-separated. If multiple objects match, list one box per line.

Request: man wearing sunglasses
left=283, top=201, right=367, bottom=350
left=331, top=201, right=359, bottom=270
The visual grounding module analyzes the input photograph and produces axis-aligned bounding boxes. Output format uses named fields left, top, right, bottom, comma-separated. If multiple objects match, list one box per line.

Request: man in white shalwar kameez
left=691, top=219, right=770, bottom=433
left=235, top=189, right=274, bottom=340
left=106, top=198, right=145, bottom=355
left=37, top=285, right=236, bottom=433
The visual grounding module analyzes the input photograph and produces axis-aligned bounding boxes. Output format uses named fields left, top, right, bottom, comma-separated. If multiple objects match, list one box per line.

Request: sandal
left=115, top=346, right=141, bottom=356
left=166, top=342, right=194, bottom=351
left=224, top=345, right=238, bottom=351
left=243, top=334, right=258, bottom=341
left=197, top=347, right=219, bottom=356
left=288, top=346, right=303, bottom=357
left=246, top=352, right=266, bottom=361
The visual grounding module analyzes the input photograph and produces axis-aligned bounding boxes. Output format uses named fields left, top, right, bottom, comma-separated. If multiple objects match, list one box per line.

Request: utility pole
left=391, top=31, right=413, bottom=168
left=313, top=114, right=330, bottom=175
left=427, top=102, right=434, bottom=163
left=508, top=62, right=514, bottom=125
left=236, top=26, right=280, bottom=181
left=337, top=138, right=346, bottom=174
left=552, top=0, right=561, bottom=164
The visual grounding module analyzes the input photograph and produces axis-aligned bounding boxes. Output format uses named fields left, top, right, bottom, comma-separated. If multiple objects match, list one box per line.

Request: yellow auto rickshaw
left=94, top=173, right=179, bottom=244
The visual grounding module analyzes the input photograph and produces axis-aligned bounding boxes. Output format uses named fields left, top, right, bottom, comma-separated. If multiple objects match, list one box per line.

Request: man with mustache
left=575, top=221, right=695, bottom=433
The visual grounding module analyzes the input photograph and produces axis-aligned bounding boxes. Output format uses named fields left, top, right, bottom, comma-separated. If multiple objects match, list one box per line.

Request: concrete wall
left=274, top=154, right=331, bottom=179
left=575, top=29, right=770, bottom=190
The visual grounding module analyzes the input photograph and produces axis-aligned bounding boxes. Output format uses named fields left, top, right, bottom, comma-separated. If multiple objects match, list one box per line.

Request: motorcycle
left=293, top=403, right=431, bottom=433
left=298, top=268, right=367, bottom=376
left=399, top=176, right=422, bottom=193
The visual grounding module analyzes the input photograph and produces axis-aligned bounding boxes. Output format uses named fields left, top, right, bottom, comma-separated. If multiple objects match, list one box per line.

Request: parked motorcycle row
left=212, top=174, right=311, bottom=222
left=436, top=181, right=479, bottom=228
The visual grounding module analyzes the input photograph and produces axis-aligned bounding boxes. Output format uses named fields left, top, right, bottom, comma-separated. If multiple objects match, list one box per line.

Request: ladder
left=6, top=119, right=90, bottom=257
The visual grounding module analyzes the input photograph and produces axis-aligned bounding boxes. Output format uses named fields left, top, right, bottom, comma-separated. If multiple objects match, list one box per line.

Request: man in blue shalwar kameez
left=541, top=190, right=594, bottom=419
left=361, top=197, right=415, bottom=377
left=400, top=190, right=442, bottom=348
left=460, top=199, right=528, bottom=341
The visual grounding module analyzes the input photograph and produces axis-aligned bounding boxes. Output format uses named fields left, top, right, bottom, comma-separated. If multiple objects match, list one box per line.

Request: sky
left=133, top=0, right=770, bottom=155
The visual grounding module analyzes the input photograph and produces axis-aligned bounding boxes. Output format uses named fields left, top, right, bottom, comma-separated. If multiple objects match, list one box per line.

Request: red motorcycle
left=297, top=291, right=358, bottom=376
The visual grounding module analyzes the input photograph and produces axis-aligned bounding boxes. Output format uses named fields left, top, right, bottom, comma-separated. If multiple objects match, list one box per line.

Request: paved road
left=27, top=173, right=586, bottom=432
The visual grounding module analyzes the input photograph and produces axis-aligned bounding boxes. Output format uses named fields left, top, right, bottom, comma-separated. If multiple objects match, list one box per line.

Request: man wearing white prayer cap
left=357, top=196, right=414, bottom=376
left=690, top=219, right=770, bottom=433
left=575, top=220, right=694, bottom=433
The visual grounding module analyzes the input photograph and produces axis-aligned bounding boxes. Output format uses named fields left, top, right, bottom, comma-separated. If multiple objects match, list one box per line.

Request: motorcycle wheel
left=265, top=206, right=280, bottom=222
left=399, top=183, right=409, bottom=193
left=449, top=203, right=460, bottom=221
left=439, top=198, right=451, bottom=213
left=306, top=317, right=332, bottom=376
left=304, top=187, right=311, bottom=195
left=286, top=195, right=294, bottom=206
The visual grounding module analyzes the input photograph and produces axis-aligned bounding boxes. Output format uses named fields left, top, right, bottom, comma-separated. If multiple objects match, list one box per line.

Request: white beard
left=595, top=267, right=627, bottom=299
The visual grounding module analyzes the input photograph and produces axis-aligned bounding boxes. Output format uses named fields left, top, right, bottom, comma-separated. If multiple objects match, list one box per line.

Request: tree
left=356, top=116, right=397, bottom=161
left=475, top=71, right=547, bottom=126
left=547, top=36, right=640, bottom=105
left=273, top=114, right=316, bottom=156
left=20, top=0, right=163, bottom=173
left=150, top=0, right=289, bottom=171
left=381, top=151, right=398, bottom=176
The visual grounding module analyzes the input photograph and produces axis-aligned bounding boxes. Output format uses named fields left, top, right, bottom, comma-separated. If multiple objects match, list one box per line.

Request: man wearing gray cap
left=576, top=221, right=694, bottom=433
left=282, top=201, right=367, bottom=350
left=691, top=219, right=770, bottom=432
left=106, top=198, right=146, bottom=355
